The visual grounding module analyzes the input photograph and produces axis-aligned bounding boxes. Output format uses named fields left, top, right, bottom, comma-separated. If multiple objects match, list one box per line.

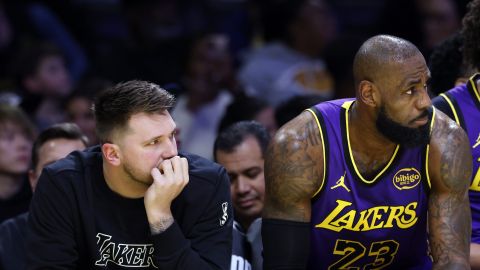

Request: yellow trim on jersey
left=425, top=107, right=436, bottom=189
left=438, top=93, right=460, bottom=125
left=470, top=73, right=480, bottom=103
left=425, top=144, right=431, bottom=189
left=306, top=108, right=326, bottom=197
left=343, top=101, right=400, bottom=184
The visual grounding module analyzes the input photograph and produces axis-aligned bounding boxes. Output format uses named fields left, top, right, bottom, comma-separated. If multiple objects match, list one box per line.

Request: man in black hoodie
left=27, top=80, right=233, bottom=269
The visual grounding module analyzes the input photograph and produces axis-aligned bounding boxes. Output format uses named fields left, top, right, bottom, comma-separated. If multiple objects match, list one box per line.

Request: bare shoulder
left=264, top=110, right=324, bottom=221
left=428, top=109, right=472, bottom=192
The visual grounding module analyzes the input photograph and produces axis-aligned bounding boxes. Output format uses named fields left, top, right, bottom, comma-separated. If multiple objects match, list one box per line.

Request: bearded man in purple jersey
left=262, top=34, right=472, bottom=270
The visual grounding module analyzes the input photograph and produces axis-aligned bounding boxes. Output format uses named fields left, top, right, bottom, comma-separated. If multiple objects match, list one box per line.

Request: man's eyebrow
left=143, top=135, right=162, bottom=144
left=404, top=78, right=421, bottom=86
left=399, top=72, right=429, bottom=87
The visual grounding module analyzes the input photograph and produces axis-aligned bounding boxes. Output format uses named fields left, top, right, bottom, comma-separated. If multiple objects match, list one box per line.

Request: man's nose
left=162, top=138, right=178, bottom=159
left=417, top=86, right=432, bottom=110
left=236, top=177, right=251, bottom=194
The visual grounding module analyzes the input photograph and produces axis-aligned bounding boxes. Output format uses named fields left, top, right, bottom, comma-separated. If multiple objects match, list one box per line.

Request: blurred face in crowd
left=254, top=107, right=278, bottom=137
left=67, top=97, right=97, bottom=145
left=292, top=0, right=337, bottom=53
left=215, top=136, right=265, bottom=228
left=417, top=0, right=461, bottom=49
left=28, top=55, right=72, bottom=97
left=29, top=138, right=86, bottom=191
left=0, top=122, right=33, bottom=175
left=186, top=34, right=233, bottom=100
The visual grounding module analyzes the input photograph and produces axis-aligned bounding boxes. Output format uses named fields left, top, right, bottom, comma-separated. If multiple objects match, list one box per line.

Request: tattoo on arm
left=263, top=112, right=323, bottom=222
left=429, top=118, right=472, bottom=270
left=150, top=216, right=174, bottom=235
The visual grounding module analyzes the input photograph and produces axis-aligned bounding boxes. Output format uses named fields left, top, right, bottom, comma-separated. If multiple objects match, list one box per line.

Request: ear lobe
left=102, top=143, right=121, bottom=166
left=358, top=80, right=378, bottom=107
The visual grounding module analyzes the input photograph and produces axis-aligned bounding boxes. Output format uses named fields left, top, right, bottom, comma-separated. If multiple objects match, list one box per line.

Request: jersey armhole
left=439, top=93, right=460, bottom=125
left=305, top=108, right=328, bottom=198
left=425, top=107, right=437, bottom=190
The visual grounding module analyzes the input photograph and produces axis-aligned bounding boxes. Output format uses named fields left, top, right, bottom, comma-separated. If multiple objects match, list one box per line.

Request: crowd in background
left=0, top=0, right=472, bottom=228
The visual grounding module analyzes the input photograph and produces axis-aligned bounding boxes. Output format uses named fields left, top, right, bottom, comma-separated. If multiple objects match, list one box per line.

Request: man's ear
left=358, top=80, right=379, bottom=108
left=101, top=143, right=121, bottom=166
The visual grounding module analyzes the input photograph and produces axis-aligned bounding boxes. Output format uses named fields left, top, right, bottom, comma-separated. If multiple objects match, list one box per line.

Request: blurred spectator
left=218, top=94, right=277, bottom=136
left=15, top=43, right=73, bottom=130
left=275, top=93, right=327, bottom=127
left=171, top=33, right=235, bottom=159
left=24, top=2, right=88, bottom=81
left=238, top=0, right=337, bottom=106
left=92, top=0, right=208, bottom=85
left=428, top=33, right=472, bottom=96
left=0, top=2, right=87, bottom=84
left=324, top=36, right=362, bottom=99
left=0, top=104, right=35, bottom=223
left=417, top=0, right=466, bottom=53
left=214, top=121, right=270, bottom=270
left=0, top=123, right=87, bottom=270
left=66, top=78, right=112, bottom=146
left=376, top=0, right=466, bottom=56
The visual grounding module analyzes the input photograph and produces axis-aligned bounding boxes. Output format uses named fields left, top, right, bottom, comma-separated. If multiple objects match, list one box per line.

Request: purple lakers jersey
left=306, top=99, right=433, bottom=270
left=438, top=73, right=480, bottom=243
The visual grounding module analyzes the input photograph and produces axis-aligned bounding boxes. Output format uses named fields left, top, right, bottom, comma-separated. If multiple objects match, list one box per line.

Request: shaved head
left=353, top=35, right=422, bottom=86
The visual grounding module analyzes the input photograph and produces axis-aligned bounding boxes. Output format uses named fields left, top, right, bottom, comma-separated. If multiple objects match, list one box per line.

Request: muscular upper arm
left=263, top=111, right=324, bottom=222
left=428, top=110, right=472, bottom=269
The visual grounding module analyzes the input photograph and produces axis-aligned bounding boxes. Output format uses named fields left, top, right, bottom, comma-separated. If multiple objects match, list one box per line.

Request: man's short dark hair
left=31, top=123, right=88, bottom=169
left=214, top=121, right=270, bottom=161
left=218, top=94, right=270, bottom=133
left=428, top=33, right=466, bottom=95
left=93, top=80, right=175, bottom=142
left=462, top=0, right=480, bottom=69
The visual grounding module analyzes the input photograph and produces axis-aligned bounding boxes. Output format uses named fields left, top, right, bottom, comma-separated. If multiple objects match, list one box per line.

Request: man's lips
left=237, top=198, right=256, bottom=208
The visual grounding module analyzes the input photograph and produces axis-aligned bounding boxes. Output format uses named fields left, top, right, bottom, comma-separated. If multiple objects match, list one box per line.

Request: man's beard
left=376, top=106, right=431, bottom=147
left=123, top=161, right=152, bottom=187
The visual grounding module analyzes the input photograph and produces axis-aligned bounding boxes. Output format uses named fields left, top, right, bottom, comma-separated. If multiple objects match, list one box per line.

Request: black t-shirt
left=27, top=146, right=233, bottom=269
left=92, top=160, right=155, bottom=268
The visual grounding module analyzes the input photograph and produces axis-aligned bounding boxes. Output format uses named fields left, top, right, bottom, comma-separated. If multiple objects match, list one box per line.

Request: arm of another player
left=428, top=111, right=472, bottom=270
left=262, top=111, right=324, bottom=270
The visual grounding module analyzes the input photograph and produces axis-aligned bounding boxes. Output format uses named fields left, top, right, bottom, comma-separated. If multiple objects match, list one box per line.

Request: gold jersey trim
left=470, top=73, right=480, bottom=104
left=425, top=106, right=436, bottom=189
left=342, top=101, right=400, bottom=184
left=306, top=108, right=327, bottom=197
left=439, top=93, right=460, bottom=125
